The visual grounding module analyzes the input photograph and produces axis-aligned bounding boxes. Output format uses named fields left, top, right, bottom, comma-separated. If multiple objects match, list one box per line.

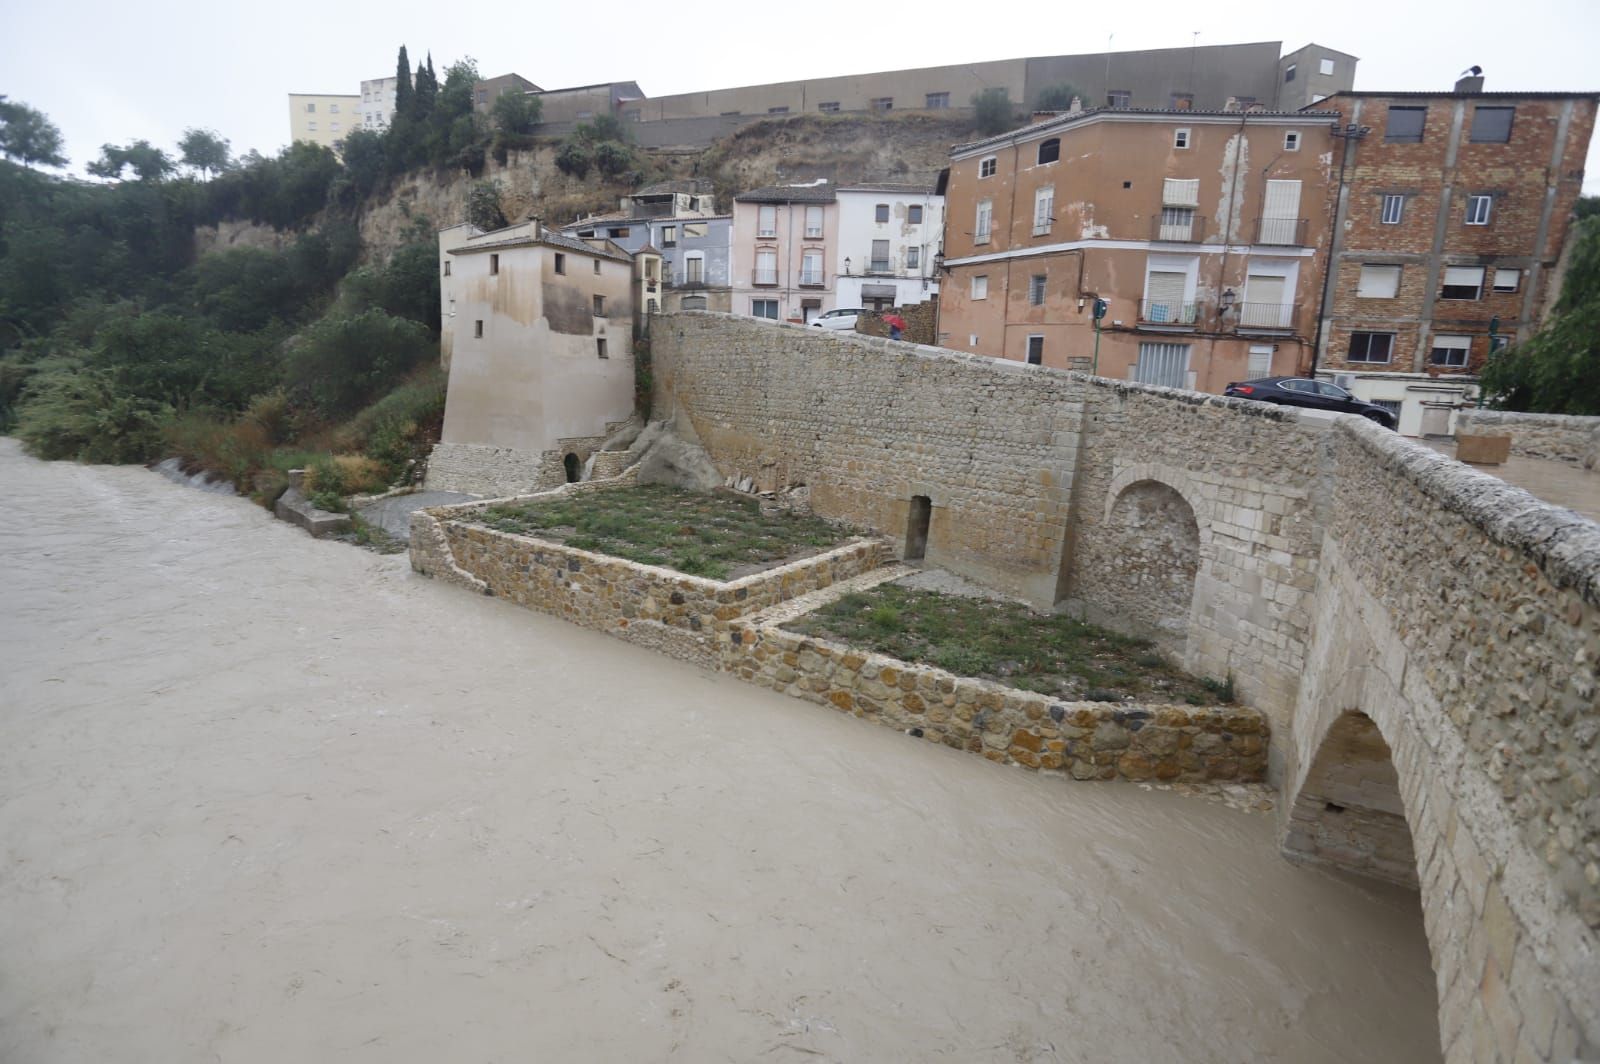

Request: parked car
left=1223, top=376, right=1398, bottom=429
left=812, top=308, right=863, bottom=331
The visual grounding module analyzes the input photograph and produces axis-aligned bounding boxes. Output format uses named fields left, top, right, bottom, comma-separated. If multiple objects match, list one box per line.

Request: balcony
left=670, top=278, right=708, bottom=291
left=1138, top=299, right=1199, bottom=326
left=1254, top=217, right=1308, bottom=246
left=752, top=269, right=779, bottom=286
left=867, top=260, right=893, bottom=275
left=799, top=271, right=826, bottom=287
left=1151, top=213, right=1207, bottom=242
left=1234, top=302, right=1299, bottom=332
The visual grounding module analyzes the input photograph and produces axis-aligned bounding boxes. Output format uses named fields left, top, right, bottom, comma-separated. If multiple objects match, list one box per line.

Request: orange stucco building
left=938, top=107, right=1340, bottom=393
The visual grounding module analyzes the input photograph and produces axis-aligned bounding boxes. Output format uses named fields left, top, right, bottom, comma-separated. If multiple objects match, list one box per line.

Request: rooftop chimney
left=1455, top=65, right=1485, bottom=93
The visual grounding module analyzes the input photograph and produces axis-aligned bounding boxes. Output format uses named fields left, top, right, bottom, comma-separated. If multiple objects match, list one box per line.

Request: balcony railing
left=1254, top=217, right=1308, bottom=246
left=799, top=271, right=826, bottom=287
left=1138, top=299, right=1199, bottom=325
left=867, top=260, right=893, bottom=275
left=670, top=278, right=708, bottom=290
left=752, top=269, right=779, bottom=286
left=1151, top=213, right=1207, bottom=242
left=1234, top=301, right=1299, bottom=330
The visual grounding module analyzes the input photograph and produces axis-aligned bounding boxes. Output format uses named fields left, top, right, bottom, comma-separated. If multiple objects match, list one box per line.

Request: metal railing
left=752, top=269, right=779, bottom=286
left=1254, top=217, right=1308, bottom=246
left=670, top=278, right=708, bottom=290
left=1234, top=301, right=1299, bottom=330
left=799, top=271, right=826, bottom=287
left=1138, top=299, right=1199, bottom=325
left=867, top=260, right=893, bottom=275
left=1151, top=213, right=1207, bottom=242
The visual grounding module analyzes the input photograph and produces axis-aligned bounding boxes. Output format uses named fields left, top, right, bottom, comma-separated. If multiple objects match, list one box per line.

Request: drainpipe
left=1312, top=116, right=1368, bottom=378
left=1210, top=111, right=1249, bottom=388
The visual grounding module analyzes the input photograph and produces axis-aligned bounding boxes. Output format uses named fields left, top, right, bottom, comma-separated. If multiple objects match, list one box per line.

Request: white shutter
left=1261, top=180, right=1302, bottom=243
left=1444, top=266, right=1484, bottom=287
left=1357, top=264, right=1401, bottom=298
left=1248, top=345, right=1274, bottom=376
left=1034, top=187, right=1054, bottom=233
left=1162, top=178, right=1200, bottom=206
left=1135, top=342, right=1191, bottom=388
left=1144, top=271, right=1188, bottom=322
left=1241, top=275, right=1288, bottom=327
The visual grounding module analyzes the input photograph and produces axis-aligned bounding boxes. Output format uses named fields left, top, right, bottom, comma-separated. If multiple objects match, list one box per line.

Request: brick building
left=1311, top=78, right=1597, bottom=435
left=938, top=107, right=1339, bottom=392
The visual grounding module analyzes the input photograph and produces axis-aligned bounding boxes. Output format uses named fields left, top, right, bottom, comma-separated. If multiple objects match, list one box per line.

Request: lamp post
left=1091, top=297, right=1108, bottom=375
left=1219, top=288, right=1236, bottom=318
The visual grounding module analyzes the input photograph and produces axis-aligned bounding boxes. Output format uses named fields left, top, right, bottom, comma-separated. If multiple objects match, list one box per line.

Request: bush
left=491, top=92, right=542, bottom=135
left=555, top=141, right=591, bottom=178
left=335, top=366, right=447, bottom=480
left=593, top=141, right=634, bottom=177
left=466, top=180, right=508, bottom=232
left=15, top=367, right=171, bottom=463
left=305, top=453, right=388, bottom=498
left=283, top=309, right=434, bottom=418
left=971, top=88, right=1019, bottom=135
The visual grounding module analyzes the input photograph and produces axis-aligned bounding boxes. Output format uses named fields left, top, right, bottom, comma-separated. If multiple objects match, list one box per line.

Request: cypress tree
left=415, top=53, right=438, bottom=115
left=394, top=45, right=413, bottom=116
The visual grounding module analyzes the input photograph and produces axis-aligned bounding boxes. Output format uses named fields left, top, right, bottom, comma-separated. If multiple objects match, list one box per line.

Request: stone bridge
left=650, top=313, right=1599, bottom=1063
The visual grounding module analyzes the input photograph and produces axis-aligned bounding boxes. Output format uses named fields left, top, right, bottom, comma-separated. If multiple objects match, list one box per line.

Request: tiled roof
left=634, top=179, right=715, bottom=196
left=1311, top=89, right=1598, bottom=101
left=735, top=184, right=836, bottom=204
left=838, top=182, right=938, bottom=195
left=450, top=229, right=632, bottom=262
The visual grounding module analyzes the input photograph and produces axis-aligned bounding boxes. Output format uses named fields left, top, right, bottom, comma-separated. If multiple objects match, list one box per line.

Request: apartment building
left=359, top=76, right=399, bottom=131
left=564, top=182, right=732, bottom=313
left=939, top=108, right=1339, bottom=390
left=834, top=185, right=943, bottom=311
left=286, top=94, right=361, bottom=149
left=1312, top=78, right=1597, bottom=435
left=731, top=184, right=839, bottom=323
left=434, top=222, right=638, bottom=484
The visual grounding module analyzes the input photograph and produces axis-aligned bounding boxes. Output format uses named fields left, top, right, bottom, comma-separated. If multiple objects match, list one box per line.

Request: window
left=608, top=226, right=630, bottom=238
left=596, top=338, right=609, bottom=359
left=1470, top=106, right=1514, bottom=143
left=1442, top=265, right=1485, bottom=300
left=1248, top=345, right=1273, bottom=377
left=593, top=259, right=601, bottom=275
left=1466, top=194, right=1493, bottom=226
left=870, top=97, right=893, bottom=112
left=1033, top=187, right=1054, bottom=235
left=593, top=294, right=605, bottom=316
left=869, top=240, right=890, bottom=273
left=979, top=156, right=997, bottom=178
left=1371, top=399, right=1402, bottom=420
left=443, top=260, right=452, bottom=277
left=757, top=205, right=776, bottom=238
left=819, top=101, right=840, bottom=113
left=473, top=319, right=484, bottom=338
left=768, top=106, right=789, bottom=114
left=801, top=249, right=824, bottom=285
left=1381, top=194, right=1405, bottom=225
left=1029, top=274, right=1046, bottom=305
left=1026, top=336, right=1044, bottom=365
left=555, top=253, right=566, bottom=275
left=305, top=102, right=316, bottom=113
left=1143, top=269, right=1191, bottom=322
left=804, top=205, right=823, bottom=238
left=1357, top=264, right=1401, bottom=299
left=1158, top=207, right=1197, bottom=241
left=1492, top=268, right=1521, bottom=293
left=307, top=121, right=317, bottom=132
left=1347, top=332, right=1394, bottom=363
left=908, top=205, right=923, bottom=224
left=755, top=249, right=778, bottom=285
left=662, top=225, right=677, bottom=247
left=1284, top=64, right=1297, bottom=83
left=1430, top=335, right=1471, bottom=367
left=1319, top=58, right=1336, bottom=76
left=925, top=92, right=949, bottom=109
left=684, top=222, right=707, bottom=238
left=752, top=298, right=779, bottom=319
left=330, top=123, right=341, bottom=133
left=1174, top=128, right=1190, bottom=149
left=1134, top=342, right=1191, bottom=388
left=971, top=274, right=989, bottom=300
left=906, top=247, right=920, bottom=270
left=330, top=103, right=340, bottom=114
left=1169, top=93, right=1193, bottom=111
left=1107, top=90, right=1131, bottom=109
left=875, top=203, right=890, bottom=223
left=489, top=253, right=499, bottom=275
left=685, top=256, right=704, bottom=284
left=1385, top=106, right=1426, bottom=143
left=1162, top=177, right=1200, bottom=206
left=1037, top=138, right=1060, bottom=165
left=1284, top=131, right=1300, bottom=151
left=975, top=199, right=992, bottom=243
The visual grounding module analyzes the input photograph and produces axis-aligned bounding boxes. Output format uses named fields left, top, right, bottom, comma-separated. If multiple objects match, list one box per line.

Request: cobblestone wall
left=1457, top=410, right=1600, bottom=469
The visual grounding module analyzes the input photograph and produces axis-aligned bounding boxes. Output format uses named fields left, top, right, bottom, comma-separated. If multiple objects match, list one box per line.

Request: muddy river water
left=0, top=440, right=1440, bottom=1062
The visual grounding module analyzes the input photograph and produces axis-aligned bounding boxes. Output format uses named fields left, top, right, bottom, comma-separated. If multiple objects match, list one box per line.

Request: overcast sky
left=4, top=0, right=1598, bottom=191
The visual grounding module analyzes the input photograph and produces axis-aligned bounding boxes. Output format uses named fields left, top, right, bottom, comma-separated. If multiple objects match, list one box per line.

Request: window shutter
left=1357, top=265, right=1401, bottom=298
left=1443, top=266, right=1484, bottom=287
left=1162, top=178, right=1199, bottom=206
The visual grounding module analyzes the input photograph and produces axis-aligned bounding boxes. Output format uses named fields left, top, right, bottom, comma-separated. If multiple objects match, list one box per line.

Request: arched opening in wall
left=1103, top=479, right=1200, bottom=638
left=1284, top=711, right=1418, bottom=888
left=904, top=495, right=931, bottom=561
left=563, top=452, right=581, bottom=483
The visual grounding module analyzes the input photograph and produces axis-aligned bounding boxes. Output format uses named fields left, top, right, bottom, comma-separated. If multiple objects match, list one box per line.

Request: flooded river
left=0, top=439, right=1440, bottom=1062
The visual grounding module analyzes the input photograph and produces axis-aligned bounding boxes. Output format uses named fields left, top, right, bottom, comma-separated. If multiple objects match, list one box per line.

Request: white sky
left=4, top=0, right=1598, bottom=191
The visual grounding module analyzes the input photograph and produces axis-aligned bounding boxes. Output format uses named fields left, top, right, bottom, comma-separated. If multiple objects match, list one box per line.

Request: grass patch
left=786, top=583, right=1228, bottom=705
left=469, top=484, right=856, bottom=580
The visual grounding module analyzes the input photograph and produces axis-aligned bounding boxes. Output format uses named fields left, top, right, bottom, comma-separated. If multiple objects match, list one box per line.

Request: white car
left=811, top=308, right=864, bottom=330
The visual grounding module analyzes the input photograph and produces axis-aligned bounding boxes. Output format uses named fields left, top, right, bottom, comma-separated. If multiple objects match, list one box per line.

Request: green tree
left=575, top=113, right=628, bottom=144
left=337, top=128, right=387, bottom=199
left=1035, top=83, right=1086, bottom=112
left=88, top=140, right=176, bottom=182
left=555, top=140, right=590, bottom=178
left=466, top=180, right=508, bottom=231
left=1575, top=195, right=1600, bottom=221
left=178, top=127, right=231, bottom=179
left=284, top=309, right=434, bottom=417
left=593, top=140, right=634, bottom=177
left=492, top=91, right=542, bottom=134
left=15, top=366, right=172, bottom=463
left=1479, top=215, right=1600, bottom=414
left=394, top=45, right=414, bottom=117
left=971, top=89, right=1019, bottom=135
left=0, top=97, right=67, bottom=168
left=415, top=53, right=439, bottom=115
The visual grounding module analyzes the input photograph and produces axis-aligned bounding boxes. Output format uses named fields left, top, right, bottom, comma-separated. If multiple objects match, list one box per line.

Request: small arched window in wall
left=563, top=453, right=581, bottom=483
left=1037, top=138, right=1060, bottom=165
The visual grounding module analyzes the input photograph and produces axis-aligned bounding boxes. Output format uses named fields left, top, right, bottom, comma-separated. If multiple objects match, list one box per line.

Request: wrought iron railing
left=1138, top=299, right=1199, bottom=325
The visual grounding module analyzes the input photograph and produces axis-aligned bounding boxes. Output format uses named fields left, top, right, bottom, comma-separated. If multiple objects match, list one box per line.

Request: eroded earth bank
left=0, top=439, right=1440, bottom=1063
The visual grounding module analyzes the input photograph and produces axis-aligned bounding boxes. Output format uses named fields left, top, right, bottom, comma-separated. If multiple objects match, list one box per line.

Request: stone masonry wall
left=1456, top=410, right=1600, bottom=469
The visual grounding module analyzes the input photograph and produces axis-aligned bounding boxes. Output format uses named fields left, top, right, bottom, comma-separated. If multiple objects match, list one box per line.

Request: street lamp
left=843, top=257, right=852, bottom=277
left=1219, top=288, right=1237, bottom=316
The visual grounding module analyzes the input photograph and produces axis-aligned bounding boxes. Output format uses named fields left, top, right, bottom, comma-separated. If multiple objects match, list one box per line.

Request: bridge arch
left=1092, top=467, right=1207, bottom=642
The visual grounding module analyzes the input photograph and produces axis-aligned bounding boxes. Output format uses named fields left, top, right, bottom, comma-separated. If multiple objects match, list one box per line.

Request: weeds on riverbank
left=786, top=583, right=1229, bottom=705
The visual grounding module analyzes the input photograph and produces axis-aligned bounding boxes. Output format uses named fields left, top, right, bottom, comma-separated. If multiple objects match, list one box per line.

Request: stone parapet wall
left=425, top=442, right=556, bottom=497
left=723, top=620, right=1268, bottom=782
left=1456, top=410, right=1600, bottom=469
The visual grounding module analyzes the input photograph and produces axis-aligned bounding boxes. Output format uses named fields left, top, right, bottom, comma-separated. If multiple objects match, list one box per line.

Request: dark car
left=1223, top=376, right=1398, bottom=429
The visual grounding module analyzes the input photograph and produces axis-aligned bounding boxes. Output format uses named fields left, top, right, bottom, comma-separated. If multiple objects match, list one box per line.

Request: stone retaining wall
left=723, top=620, right=1268, bottom=782
left=1456, top=409, right=1600, bottom=469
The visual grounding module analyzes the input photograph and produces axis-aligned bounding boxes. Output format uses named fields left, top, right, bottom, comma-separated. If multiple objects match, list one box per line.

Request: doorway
left=563, top=453, right=581, bottom=483
left=904, top=495, right=931, bottom=561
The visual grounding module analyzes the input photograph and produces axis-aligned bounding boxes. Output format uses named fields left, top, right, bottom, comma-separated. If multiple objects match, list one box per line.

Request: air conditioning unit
left=1334, top=373, right=1357, bottom=390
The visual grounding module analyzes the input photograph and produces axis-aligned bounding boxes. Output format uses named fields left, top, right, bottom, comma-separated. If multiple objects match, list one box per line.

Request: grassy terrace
left=468, top=484, right=857, bottom=580
left=786, top=584, right=1231, bottom=705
